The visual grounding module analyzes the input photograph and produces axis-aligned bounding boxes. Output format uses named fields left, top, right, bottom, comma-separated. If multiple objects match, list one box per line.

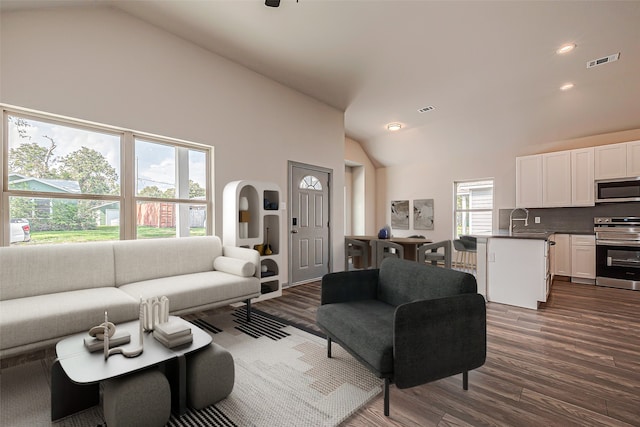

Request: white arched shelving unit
left=223, top=180, right=283, bottom=302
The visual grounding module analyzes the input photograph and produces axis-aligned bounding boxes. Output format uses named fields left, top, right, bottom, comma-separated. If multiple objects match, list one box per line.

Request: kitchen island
left=472, top=231, right=552, bottom=310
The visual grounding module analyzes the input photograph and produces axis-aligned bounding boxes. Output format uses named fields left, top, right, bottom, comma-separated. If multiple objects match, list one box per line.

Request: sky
left=7, top=115, right=207, bottom=194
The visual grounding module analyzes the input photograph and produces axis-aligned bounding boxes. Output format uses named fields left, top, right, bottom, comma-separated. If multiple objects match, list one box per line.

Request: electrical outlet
left=535, top=217, right=541, bottom=224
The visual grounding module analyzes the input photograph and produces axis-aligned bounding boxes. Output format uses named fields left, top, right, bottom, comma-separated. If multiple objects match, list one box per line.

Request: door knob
left=291, top=230, right=298, bottom=233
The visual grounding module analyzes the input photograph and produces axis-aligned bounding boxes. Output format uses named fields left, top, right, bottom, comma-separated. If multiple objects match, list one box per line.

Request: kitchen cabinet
left=571, top=235, right=595, bottom=283
left=516, top=148, right=595, bottom=208
left=542, top=151, right=572, bottom=207
left=516, top=155, right=543, bottom=208
left=627, top=140, right=640, bottom=177
left=571, top=148, right=595, bottom=206
left=487, top=237, right=548, bottom=310
left=553, top=234, right=572, bottom=276
left=594, top=143, right=628, bottom=179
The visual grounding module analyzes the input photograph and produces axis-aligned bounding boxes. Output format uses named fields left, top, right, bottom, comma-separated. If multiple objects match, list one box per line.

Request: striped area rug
left=1, top=308, right=382, bottom=427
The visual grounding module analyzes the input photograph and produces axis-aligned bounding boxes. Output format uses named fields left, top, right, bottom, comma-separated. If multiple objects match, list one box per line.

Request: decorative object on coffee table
left=103, top=305, right=144, bottom=360
left=84, top=316, right=130, bottom=352
left=88, top=320, right=115, bottom=340
left=141, top=296, right=169, bottom=332
left=153, top=318, right=193, bottom=348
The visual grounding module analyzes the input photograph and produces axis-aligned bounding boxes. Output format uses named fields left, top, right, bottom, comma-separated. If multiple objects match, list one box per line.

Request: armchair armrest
left=321, top=269, right=379, bottom=305
left=393, top=293, right=486, bottom=389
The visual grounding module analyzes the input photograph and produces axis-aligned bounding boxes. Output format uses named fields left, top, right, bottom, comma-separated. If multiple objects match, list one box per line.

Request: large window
left=1, top=107, right=212, bottom=245
left=454, top=179, right=493, bottom=238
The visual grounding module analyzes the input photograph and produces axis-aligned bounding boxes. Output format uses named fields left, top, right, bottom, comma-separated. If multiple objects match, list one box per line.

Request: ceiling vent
left=587, top=53, right=620, bottom=69
left=418, top=105, right=435, bottom=113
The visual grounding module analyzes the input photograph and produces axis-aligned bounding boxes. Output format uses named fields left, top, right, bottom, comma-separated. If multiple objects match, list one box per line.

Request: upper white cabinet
left=542, top=151, right=572, bottom=207
left=627, top=140, right=640, bottom=177
left=571, top=148, right=595, bottom=206
left=594, top=142, right=629, bottom=179
left=517, top=140, right=638, bottom=207
left=517, top=149, right=594, bottom=208
left=516, top=154, right=543, bottom=208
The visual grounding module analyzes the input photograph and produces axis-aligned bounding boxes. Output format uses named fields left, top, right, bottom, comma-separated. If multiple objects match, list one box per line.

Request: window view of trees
left=3, top=110, right=211, bottom=245
left=8, top=115, right=121, bottom=234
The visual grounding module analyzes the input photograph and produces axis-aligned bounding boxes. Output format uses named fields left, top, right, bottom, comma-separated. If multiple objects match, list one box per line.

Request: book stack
left=84, top=331, right=131, bottom=352
left=153, top=319, right=193, bottom=348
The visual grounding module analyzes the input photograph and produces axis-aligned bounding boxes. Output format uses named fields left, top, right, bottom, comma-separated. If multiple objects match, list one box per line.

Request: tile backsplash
left=498, top=202, right=640, bottom=234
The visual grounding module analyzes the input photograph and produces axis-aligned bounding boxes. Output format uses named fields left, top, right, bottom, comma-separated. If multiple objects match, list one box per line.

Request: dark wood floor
left=255, top=279, right=640, bottom=426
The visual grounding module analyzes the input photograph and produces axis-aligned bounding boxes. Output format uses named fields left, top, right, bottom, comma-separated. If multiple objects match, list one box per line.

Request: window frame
left=453, top=178, right=494, bottom=239
left=1, top=105, right=213, bottom=245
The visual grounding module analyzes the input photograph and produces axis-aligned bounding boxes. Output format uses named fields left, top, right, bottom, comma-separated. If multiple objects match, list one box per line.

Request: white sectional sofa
left=0, top=236, right=260, bottom=359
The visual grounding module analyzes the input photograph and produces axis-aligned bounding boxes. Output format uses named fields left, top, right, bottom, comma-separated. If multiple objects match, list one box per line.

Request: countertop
left=469, top=230, right=594, bottom=241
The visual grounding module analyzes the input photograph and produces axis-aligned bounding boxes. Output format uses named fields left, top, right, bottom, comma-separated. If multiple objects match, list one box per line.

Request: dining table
left=346, top=235, right=432, bottom=268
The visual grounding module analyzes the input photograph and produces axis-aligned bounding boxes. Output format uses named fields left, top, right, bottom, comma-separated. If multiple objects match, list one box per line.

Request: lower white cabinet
left=571, top=235, right=595, bottom=283
left=487, top=238, right=548, bottom=310
left=553, top=234, right=572, bottom=276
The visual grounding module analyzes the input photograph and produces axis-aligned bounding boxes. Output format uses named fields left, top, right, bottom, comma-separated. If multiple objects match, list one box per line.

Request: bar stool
left=453, top=238, right=477, bottom=273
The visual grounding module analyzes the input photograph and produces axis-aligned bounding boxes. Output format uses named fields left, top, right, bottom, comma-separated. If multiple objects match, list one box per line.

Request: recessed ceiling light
left=556, top=43, right=576, bottom=54
left=560, top=83, right=575, bottom=91
left=387, top=123, right=402, bottom=131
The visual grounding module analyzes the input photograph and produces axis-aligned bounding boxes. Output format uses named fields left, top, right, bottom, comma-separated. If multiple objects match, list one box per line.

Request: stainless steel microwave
left=595, top=177, right=640, bottom=203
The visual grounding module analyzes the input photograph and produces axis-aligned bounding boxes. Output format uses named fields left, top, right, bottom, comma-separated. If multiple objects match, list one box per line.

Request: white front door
left=289, top=162, right=331, bottom=285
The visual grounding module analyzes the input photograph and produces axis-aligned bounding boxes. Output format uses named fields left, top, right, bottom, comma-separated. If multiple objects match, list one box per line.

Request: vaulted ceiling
left=3, top=1, right=640, bottom=167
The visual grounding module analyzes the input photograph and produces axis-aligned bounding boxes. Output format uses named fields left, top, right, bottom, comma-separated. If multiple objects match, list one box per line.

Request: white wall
left=376, top=128, right=640, bottom=243
left=0, top=7, right=346, bottom=282
left=344, top=136, right=376, bottom=235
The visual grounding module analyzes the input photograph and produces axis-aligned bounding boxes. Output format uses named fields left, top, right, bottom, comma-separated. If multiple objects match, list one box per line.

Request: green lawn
left=29, top=226, right=206, bottom=244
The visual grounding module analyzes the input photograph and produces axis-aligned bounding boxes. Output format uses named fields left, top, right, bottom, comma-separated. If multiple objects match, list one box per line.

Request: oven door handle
left=596, top=239, right=640, bottom=247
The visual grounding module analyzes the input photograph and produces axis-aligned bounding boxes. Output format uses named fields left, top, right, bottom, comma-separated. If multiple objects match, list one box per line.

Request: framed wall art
left=413, top=199, right=434, bottom=230
left=391, top=200, right=409, bottom=229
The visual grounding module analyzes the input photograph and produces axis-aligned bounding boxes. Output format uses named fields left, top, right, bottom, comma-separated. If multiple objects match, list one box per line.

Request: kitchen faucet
left=509, top=208, right=529, bottom=234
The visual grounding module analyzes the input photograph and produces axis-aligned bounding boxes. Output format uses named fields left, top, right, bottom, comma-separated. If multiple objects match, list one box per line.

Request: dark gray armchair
left=316, top=257, right=486, bottom=416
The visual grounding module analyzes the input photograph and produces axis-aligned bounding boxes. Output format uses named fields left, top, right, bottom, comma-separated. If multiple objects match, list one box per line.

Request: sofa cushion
left=213, top=256, right=255, bottom=277
left=0, top=242, right=116, bottom=301
left=316, top=299, right=395, bottom=377
left=377, top=258, right=477, bottom=306
left=113, top=236, right=223, bottom=286
left=118, top=271, right=260, bottom=313
left=0, top=288, right=139, bottom=351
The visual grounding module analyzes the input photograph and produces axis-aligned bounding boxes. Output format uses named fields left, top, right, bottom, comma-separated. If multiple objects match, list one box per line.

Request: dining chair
left=345, top=238, right=370, bottom=270
left=417, top=240, right=452, bottom=269
left=375, top=240, right=404, bottom=268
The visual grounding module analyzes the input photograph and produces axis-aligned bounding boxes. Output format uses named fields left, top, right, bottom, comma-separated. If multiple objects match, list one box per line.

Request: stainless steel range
left=594, top=216, right=640, bottom=291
